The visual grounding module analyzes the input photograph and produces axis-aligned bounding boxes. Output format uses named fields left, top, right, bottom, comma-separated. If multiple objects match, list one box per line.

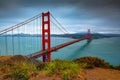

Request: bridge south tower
left=42, top=12, right=51, bottom=62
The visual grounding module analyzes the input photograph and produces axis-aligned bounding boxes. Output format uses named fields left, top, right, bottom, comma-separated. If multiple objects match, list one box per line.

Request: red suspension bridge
left=0, top=12, right=91, bottom=62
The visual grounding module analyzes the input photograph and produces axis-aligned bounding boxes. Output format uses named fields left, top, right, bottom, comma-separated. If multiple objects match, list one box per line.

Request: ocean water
left=0, top=37, right=120, bottom=66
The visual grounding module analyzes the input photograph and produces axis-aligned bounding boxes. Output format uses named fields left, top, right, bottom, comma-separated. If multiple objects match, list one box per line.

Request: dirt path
left=83, top=68, right=120, bottom=80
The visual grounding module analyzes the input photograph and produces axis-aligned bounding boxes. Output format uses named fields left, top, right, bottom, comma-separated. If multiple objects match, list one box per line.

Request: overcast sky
left=0, top=0, right=120, bottom=34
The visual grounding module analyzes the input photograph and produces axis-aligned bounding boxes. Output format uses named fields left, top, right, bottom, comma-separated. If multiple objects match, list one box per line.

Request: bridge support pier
left=42, top=12, right=51, bottom=62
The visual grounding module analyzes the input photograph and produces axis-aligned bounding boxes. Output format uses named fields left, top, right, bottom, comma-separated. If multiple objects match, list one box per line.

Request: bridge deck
left=27, top=37, right=88, bottom=59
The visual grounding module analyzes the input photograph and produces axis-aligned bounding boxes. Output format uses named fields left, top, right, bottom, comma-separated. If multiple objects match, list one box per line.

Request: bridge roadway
left=27, top=37, right=88, bottom=59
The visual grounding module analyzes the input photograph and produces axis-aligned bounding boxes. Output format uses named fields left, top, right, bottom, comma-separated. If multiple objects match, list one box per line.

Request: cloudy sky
left=0, top=0, right=120, bottom=34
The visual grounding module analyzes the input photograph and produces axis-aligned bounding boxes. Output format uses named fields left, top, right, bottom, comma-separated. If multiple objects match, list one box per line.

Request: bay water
left=0, top=37, right=120, bottom=66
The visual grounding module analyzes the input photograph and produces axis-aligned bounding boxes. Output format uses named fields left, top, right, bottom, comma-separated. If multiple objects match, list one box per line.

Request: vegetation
left=0, top=55, right=38, bottom=80
left=73, top=56, right=111, bottom=68
left=0, top=55, right=119, bottom=80
left=114, top=65, right=120, bottom=70
left=44, top=59, right=82, bottom=79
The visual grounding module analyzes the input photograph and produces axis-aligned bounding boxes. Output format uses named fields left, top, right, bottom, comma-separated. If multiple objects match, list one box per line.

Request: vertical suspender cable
left=0, top=36, right=1, bottom=56
left=26, top=25, right=28, bottom=54
left=33, top=20, right=35, bottom=52
left=17, top=27, right=20, bottom=54
left=35, top=19, right=37, bottom=52
left=32, top=21, right=34, bottom=53
left=36, top=18, right=38, bottom=51
left=40, top=17, right=41, bottom=50
left=12, top=29, right=14, bottom=55
left=25, top=24, right=27, bottom=54
left=23, top=25, right=25, bottom=54
left=29, top=23, right=31, bottom=53
left=5, top=32, right=8, bottom=55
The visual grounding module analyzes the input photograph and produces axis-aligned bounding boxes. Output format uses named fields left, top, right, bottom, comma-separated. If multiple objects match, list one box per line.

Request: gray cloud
left=1, top=0, right=120, bottom=10
left=0, top=0, right=120, bottom=33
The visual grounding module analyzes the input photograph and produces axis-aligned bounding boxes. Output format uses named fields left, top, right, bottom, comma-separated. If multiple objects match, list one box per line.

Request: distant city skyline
left=0, top=0, right=120, bottom=34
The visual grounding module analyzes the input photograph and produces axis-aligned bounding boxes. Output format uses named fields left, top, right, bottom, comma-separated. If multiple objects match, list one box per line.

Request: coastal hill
left=1, top=33, right=120, bottom=39
left=0, top=55, right=120, bottom=80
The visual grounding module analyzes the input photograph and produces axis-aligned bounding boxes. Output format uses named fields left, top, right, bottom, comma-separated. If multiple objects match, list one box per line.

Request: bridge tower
left=87, top=29, right=91, bottom=42
left=42, top=12, right=51, bottom=62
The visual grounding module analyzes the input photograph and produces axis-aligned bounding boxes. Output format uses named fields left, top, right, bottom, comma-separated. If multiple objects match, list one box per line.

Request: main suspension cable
left=51, top=14, right=71, bottom=34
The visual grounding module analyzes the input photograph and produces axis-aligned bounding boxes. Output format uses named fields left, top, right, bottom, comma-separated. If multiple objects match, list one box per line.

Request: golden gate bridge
left=0, top=12, right=91, bottom=62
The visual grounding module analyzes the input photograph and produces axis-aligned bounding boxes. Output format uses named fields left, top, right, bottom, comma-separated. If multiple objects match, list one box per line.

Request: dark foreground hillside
left=0, top=55, right=120, bottom=80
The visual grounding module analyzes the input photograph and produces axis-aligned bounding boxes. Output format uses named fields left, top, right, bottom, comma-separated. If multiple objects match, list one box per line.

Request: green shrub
left=114, top=65, right=120, bottom=70
left=0, top=64, right=11, bottom=73
left=5, top=62, right=38, bottom=80
left=36, top=62, right=46, bottom=70
left=11, top=68, right=29, bottom=80
left=13, top=62, right=37, bottom=72
left=44, top=59, right=80, bottom=79
left=73, top=56, right=110, bottom=68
